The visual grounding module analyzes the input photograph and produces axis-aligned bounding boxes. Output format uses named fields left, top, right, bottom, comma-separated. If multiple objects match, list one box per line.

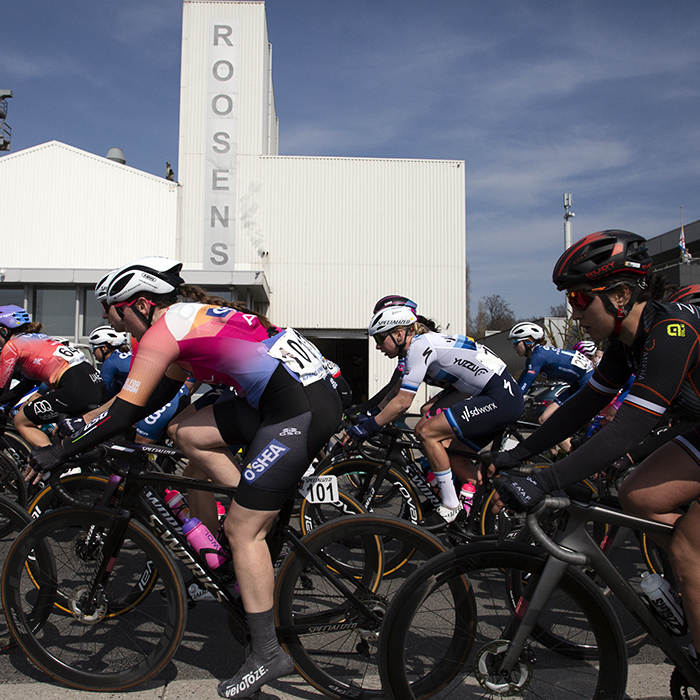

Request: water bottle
left=182, top=517, right=227, bottom=569
left=460, top=482, right=476, bottom=515
left=640, top=571, right=686, bottom=636
left=164, top=489, right=190, bottom=523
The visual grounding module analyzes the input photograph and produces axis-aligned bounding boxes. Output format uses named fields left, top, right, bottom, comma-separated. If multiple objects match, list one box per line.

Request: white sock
left=434, top=469, right=459, bottom=509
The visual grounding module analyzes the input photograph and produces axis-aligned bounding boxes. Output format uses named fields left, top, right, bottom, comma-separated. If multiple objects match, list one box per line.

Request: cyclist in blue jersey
left=346, top=305, right=523, bottom=528
left=89, top=326, right=130, bottom=399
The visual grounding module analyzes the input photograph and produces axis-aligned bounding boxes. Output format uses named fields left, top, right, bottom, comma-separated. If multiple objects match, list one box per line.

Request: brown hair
left=138, top=283, right=273, bottom=328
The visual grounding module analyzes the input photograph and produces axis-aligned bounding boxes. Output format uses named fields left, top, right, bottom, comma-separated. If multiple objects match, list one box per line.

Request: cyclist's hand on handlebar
left=55, top=416, right=86, bottom=439
left=26, top=442, right=68, bottom=486
left=476, top=443, right=533, bottom=485
left=493, top=473, right=548, bottom=514
left=344, top=416, right=381, bottom=444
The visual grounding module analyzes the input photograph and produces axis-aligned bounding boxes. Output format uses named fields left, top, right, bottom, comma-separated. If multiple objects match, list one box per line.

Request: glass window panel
left=84, top=288, right=105, bottom=337
left=34, top=287, right=76, bottom=338
left=0, top=287, right=25, bottom=308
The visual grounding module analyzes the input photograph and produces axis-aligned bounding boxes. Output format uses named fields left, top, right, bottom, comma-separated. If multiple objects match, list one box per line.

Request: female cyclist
left=509, top=321, right=594, bottom=424
left=484, top=230, right=700, bottom=666
left=29, top=257, right=342, bottom=698
left=0, top=306, right=106, bottom=449
left=88, top=325, right=130, bottom=398
left=347, top=305, right=523, bottom=528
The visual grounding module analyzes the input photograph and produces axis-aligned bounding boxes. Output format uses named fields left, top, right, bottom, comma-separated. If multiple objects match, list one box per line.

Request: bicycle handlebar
left=47, top=446, right=109, bottom=509
left=526, top=497, right=588, bottom=566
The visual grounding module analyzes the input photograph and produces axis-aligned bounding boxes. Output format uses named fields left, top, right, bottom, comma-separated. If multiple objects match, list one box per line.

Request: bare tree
left=548, top=302, right=567, bottom=317
left=475, top=294, right=516, bottom=337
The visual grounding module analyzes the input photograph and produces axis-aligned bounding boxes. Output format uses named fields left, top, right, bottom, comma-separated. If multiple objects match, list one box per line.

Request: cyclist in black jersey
left=482, top=230, right=700, bottom=663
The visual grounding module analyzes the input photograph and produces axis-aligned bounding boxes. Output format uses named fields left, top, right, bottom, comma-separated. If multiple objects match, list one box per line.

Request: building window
left=34, top=287, right=76, bottom=337
left=84, top=288, right=105, bottom=337
left=0, top=287, right=25, bottom=308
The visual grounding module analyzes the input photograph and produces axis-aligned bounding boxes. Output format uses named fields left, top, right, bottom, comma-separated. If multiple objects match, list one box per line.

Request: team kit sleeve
left=400, top=336, right=431, bottom=394
left=542, top=319, right=700, bottom=490
left=60, top=325, right=183, bottom=458
left=0, top=341, right=21, bottom=390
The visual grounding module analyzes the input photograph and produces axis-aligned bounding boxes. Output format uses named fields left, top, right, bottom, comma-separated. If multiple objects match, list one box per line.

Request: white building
left=0, top=0, right=465, bottom=402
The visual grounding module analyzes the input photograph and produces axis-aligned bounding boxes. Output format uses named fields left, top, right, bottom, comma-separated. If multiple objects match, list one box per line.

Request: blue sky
left=3, top=0, right=700, bottom=320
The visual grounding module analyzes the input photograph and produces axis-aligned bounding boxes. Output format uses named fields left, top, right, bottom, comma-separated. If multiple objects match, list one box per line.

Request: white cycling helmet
left=509, top=322, right=544, bottom=343
left=95, top=270, right=118, bottom=304
left=105, top=257, right=184, bottom=306
left=368, top=306, right=418, bottom=336
left=89, top=325, right=128, bottom=348
left=572, top=340, right=597, bottom=358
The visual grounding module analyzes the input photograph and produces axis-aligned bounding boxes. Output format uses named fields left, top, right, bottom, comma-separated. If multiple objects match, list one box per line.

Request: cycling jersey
left=112, top=303, right=299, bottom=409
left=99, top=350, right=131, bottom=399
left=0, top=333, right=89, bottom=389
left=518, top=345, right=593, bottom=395
left=401, top=332, right=507, bottom=396
left=523, top=300, right=700, bottom=490
left=135, top=383, right=190, bottom=441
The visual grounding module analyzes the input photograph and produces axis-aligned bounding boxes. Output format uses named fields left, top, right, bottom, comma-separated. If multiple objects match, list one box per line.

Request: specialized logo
left=667, top=323, right=686, bottom=337
left=461, top=401, right=497, bottom=422
left=243, top=440, right=289, bottom=483
left=279, top=427, right=301, bottom=437
left=504, top=379, right=514, bottom=396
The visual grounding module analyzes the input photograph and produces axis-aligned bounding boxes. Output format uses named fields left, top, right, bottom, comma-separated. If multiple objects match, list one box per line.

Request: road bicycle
left=0, top=417, right=32, bottom=507
left=1, top=440, right=447, bottom=698
left=377, top=492, right=700, bottom=700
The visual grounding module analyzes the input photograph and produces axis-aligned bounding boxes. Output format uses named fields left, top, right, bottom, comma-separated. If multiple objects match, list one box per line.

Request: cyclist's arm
left=0, top=377, right=39, bottom=408
left=375, top=389, right=415, bottom=427
left=353, top=369, right=401, bottom=413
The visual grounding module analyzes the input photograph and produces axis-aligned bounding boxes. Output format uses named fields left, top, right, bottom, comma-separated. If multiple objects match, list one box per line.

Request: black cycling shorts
left=213, top=365, right=342, bottom=511
left=442, top=372, right=525, bottom=451
left=23, top=363, right=106, bottom=425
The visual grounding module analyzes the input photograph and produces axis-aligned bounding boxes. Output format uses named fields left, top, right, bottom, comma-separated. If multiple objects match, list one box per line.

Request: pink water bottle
left=460, top=482, right=476, bottom=515
left=164, top=489, right=190, bottom=523
left=182, top=517, right=227, bottom=569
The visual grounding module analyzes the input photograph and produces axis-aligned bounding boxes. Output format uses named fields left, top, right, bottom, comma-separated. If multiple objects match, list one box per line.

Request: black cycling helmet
left=667, top=284, right=700, bottom=305
left=552, top=230, right=652, bottom=291
left=373, top=295, right=418, bottom=314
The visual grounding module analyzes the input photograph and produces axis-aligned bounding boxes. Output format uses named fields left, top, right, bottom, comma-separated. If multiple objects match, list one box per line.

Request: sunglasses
left=374, top=331, right=391, bottom=346
left=113, top=298, right=156, bottom=319
left=565, top=286, right=608, bottom=311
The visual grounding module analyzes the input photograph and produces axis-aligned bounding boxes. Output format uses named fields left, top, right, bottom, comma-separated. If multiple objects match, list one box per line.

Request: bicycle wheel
left=299, top=458, right=423, bottom=532
left=0, top=450, right=28, bottom=507
left=379, top=542, right=628, bottom=700
left=275, top=514, right=448, bottom=700
left=0, top=495, right=32, bottom=651
left=27, top=473, right=116, bottom=519
left=1, top=507, right=188, bottom=691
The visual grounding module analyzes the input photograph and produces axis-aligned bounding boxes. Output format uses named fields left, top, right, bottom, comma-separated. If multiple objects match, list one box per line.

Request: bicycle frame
left=507, top=499, right=700, bottom=691
left=67, top=443, right=385, bottom=645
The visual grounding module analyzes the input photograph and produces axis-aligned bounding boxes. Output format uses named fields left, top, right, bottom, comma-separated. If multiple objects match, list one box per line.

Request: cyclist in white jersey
left=346, top=305, right=523, bottom=528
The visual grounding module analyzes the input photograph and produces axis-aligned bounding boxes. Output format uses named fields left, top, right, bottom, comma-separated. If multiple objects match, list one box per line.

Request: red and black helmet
left=667, top=284, right=700, bottom=305
left=552, top=230, right=652, bottom=291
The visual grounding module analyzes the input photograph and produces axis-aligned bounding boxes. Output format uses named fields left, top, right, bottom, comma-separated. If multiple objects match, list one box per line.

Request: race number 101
left=299, top=475, right=339, bottom=504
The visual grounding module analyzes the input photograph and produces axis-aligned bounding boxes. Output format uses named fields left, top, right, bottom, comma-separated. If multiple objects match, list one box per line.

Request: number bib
left=267, top=328, right=329, bottom=386
left=298, top=475, right=339, bottom=504
left=52, top=344, right=87, bottom=367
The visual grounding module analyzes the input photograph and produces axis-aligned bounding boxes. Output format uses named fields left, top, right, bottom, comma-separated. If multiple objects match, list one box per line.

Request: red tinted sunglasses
left=113, top=298, right=156, bottom=319
left=565, top=286, right=608, bottom=311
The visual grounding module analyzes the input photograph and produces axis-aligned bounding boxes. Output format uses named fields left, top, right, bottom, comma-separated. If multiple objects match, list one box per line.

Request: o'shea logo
left=667, top=323, right=686, bottom=337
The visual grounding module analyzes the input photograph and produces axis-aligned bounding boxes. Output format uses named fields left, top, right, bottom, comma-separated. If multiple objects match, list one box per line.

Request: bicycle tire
left=0, top=451, right=28, bottom=508
left=0, top=495, right=32, bottom=651
left=1, top=507, right=188, bottom=691
left=275, top=514, right=448, bottom=700
left=378, top=542, right=628, bottom=700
